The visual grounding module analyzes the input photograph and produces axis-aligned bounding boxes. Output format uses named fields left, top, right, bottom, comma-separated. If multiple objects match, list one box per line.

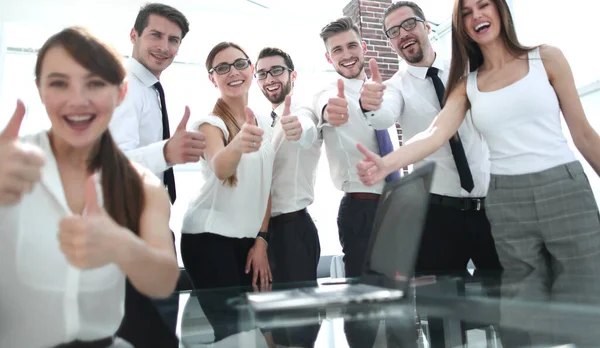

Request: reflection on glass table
left=179, top=270, right=600, bottom=348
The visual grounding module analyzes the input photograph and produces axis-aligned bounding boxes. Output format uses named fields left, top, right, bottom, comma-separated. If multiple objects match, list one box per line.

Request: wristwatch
left=257, top=231, right=270, bottom=244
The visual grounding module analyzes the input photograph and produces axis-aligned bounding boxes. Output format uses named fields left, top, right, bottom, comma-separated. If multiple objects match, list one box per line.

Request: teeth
left=341, top=61, right=356, bottom=67
left=228, top=80, right=243, bottom=86
left=402, top=40, right=417, bottom=49
left=266, top=85, right=280, bottom=91
left=65, top=115, right=93, bottom=122
left=475, top=22, right=490, bottom=32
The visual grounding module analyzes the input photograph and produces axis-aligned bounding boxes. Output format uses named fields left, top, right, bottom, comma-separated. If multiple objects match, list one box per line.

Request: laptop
left=246, top=162, right=435, bottom=312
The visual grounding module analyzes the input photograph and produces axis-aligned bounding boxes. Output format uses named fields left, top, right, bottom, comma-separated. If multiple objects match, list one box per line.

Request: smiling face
left=208, top=47, right=254, bottom=99
left=384, top=6, right=432, bottom=65
left=37, top=45, right=126, bottom=150
left=461, top=0, right=502, bottom=46
left=325, top=30, right=367, bottom=80
left=130, top=14, right=182, bottom=78
left=255, top=55, right=296, bottom=106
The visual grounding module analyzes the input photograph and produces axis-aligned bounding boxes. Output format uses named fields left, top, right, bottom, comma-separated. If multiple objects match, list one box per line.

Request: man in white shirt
left=359, top=2, right=502, bottom=347
left=255, top=47, right=322, bottom=347
left=314, top=17, right=400, bottom=348
left=109, top=3, right=204, bottom=347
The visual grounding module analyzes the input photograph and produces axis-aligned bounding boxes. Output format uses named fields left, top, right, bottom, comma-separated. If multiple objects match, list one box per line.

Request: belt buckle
left=474, top=199, right=482, bottom=211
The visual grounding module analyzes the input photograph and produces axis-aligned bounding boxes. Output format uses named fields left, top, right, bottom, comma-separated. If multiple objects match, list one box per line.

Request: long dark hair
left=205, top=41, right=250, bottom=187
left=445, top=0, right=536, bottom=103
left=35, top=27, right=145, bottom=235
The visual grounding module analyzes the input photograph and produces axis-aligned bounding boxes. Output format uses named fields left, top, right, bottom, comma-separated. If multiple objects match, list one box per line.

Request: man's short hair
left=134, top=3, right=190, bottom=39
left=319, top=17, right=361, bottom=45
left=256, top=47, right=295, bottom=71
left=383, top=1, right=427, bottom=31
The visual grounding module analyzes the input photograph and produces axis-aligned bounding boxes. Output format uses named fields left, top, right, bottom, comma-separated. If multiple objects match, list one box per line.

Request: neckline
left=474, top=51, right=531, bottom=94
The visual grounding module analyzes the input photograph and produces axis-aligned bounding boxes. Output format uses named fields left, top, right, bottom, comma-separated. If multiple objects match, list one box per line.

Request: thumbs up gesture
left=360, top=59, right=386, bottom=111
left=164, top=106, right=206, bottom=164
left=58, top=174, right=125, bottom=269
left=324, top=79, right=349, bottom=127
left=0, top=100, right=45, bottom=205
left=279, top=95, right=302, bottom=141
left=234, top=107, right=264, bottom=153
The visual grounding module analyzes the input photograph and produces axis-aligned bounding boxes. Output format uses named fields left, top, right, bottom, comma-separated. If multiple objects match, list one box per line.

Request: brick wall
left=343, top=0, right=405, bottom=153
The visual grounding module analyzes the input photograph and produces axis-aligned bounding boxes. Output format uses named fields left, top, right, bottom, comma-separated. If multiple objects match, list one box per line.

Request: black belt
left=53, top=337, right=114, bottom=348
left=429, top=194, right=485, bottom=211
left=271, top=208, right=308, bottom=224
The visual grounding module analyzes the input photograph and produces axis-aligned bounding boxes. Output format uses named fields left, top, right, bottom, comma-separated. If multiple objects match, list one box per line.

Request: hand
left=279, top=95, right=302, bottom=141
left=0, top=100, right=45, bottom=205
left=164, top=106, right=206, bottom=164
left=356, top=143, right=391, bottom=186
left=233, top=108, right=264, bottom=153
left=324, top=79, right=349, bottom=127
left=58, top=175, right=129, bottom=269
left=360, top=59, right=386, bottom=111
left=245, top=237, right=272, bottom=289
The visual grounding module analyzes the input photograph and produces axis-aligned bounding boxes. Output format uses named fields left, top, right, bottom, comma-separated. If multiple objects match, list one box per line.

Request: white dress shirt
left=181, top=113, right=274, bottom=238
left=0, top=131, right=125, bottom=348
left=314, top=77, right=385, bottom=195
left=364, top=57, right=490, bottom=198
left=109, top=58, right=169, bottom=179
left=270, top=101, right=322, bottom=216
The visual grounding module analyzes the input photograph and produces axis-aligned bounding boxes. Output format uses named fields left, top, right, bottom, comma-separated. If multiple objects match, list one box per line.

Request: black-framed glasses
left=254, top=65, right=293, bottom=80
left=209, top=58, right=251, bottom=75
left=385, top=17, right=425, bottom=39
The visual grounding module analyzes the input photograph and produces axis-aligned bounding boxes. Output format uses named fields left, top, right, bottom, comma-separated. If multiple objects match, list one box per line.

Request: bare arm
left=382, top=80, right=470, bottom=172
left=115, top=172, right=179, bottom=298
left=199, top=123, right=243, bottom=181
left=542, top=45, right=600, bottom=176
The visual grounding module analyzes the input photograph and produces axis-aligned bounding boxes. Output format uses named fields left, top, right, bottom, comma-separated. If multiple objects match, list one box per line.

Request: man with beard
left=109, top=3, right=205, bottom=347
left=359, top=2, right=502, bottom=347
left=314, top=17, right=401, bottom=348
left=254, top=46, right=322, bottom=348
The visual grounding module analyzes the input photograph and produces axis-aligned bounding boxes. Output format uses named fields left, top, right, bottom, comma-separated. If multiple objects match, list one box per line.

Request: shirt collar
left=127, top=57, right=159, bottom=88
left=340, top=76, right=366, bottom=93
left=406, top=54, right=445, bottom=80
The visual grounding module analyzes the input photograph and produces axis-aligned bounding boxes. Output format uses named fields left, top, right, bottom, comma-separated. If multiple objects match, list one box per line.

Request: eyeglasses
left=209, top=58, right=251, bottom=75
left=254, top=65, right=293, bottom=80
left=385, top=17, right=425, bottom=39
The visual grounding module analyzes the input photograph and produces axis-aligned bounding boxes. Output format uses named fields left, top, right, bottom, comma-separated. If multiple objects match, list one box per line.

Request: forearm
left=122, top=141, right=171, bottom=175
left=116, top=229, right=179, bottom=298
left=576, top=130, right=600, bottom=176
left=211, top=143, right=243, bottom=180
left=384, top=128, right=447, bottom=172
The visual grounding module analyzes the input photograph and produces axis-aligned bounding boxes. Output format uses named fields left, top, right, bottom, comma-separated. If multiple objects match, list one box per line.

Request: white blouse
left=182, top=113, right=274, bottom=239
left=0, top=132, right=125, bottom=348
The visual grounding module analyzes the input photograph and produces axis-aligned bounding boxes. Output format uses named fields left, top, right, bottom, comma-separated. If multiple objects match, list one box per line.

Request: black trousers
left=337, top=195, right=381, bottom=348
left=117, top=231, right=179, bottom=348
left=416, top=200, right=502, bottom=348
left=181, top=232, right=255, bottom=342
left=268, top=209, right=322, bottom=347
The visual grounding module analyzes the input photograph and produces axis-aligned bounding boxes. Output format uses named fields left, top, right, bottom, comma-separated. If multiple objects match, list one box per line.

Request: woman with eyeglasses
left=358, top=0, right=600, bottom=276
left=179, top=41, right=274, bottom=341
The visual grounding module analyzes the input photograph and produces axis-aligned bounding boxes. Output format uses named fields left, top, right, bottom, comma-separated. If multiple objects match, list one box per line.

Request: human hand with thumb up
left=164, top=106, right=206, bottom=164
left=360, top=59, right=386, bottom=111
left=279, top=95, right=302, bottom=141
left=0, top=100, right=45, bottom=206
left=233, top=107, right=264, bottom=154
left=58, top=174, right=128, bottom=269
left=324, top=79, right=349, bottom=127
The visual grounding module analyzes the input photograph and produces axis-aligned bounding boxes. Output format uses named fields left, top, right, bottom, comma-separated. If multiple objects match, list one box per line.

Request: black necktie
left=153, top=81, right=176, bottom=203
left=270, top=110, right=277, bottom=127
left=426, top=67, right=474, bottom=193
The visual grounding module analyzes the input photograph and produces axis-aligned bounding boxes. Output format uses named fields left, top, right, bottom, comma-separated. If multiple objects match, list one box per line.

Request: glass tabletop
left=179, top=270, right=600, bottom=347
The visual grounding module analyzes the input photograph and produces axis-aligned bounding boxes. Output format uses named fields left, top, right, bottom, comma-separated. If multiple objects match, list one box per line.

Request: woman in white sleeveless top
left=356, top=0, right=600, bottom=276
left=0, top=27, right=179, bottom=348
left=180, top=42, right=274, bottom=342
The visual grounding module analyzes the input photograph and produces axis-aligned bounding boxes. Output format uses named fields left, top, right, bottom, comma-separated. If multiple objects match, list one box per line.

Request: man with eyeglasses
left=359, top=2, right=502, bottom=347
left=254, top=46, right=323, bottom=348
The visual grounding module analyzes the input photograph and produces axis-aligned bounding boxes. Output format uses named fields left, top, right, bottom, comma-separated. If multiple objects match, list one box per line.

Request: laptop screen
left=362, top=163, right=433, bottom=287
